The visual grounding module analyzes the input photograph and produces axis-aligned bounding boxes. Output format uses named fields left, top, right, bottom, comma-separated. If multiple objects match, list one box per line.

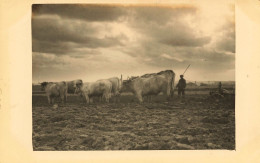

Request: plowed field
left=32, top=94, right=235, bottom=150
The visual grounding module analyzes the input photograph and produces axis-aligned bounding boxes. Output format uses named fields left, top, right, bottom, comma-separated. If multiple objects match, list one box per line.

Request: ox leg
left=114, top=93, right=119, bottom=103
left=99, top=95, right=103, bottom=103
left=110, top=93, right=113, bottom=103
left=60, top=96, right=64, bottom=105
left=112, top=93, right=116, bottom=103
left=116, top=94, right=120, bottom=103
left=136, top=94, right=143, bottom=103
left=104, top=94, right=110, bottom=103
left=82, top=92, right=89, bottom=105
left=170, top=89, right=175, bottom=98
left=85, top=96, right=90, bottom=104
left=79, top=93, right=85, bottom=103
left=107, top=93, right=111, bottom=99
left=64, top=93, right=67, bottom=103
left=167, top=89, right=171, bottom=97
left=90, top=98, right=93, bottom=104
left=47, top=96, right=51, bottom=105
left=165, top=87, right=172, bottom=101
left=106, top=95, right=109, bottom=103
left=107, top=93, right=113, bottom=103
left=164, top=91, right=170, bottom=101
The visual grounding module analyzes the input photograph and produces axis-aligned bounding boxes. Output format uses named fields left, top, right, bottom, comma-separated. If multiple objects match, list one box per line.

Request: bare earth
left=32, top=94, right=235, bottom=150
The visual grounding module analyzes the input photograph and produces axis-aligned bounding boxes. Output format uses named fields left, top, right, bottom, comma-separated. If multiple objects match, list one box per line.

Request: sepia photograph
left=32, top=3, right=235, bottom=150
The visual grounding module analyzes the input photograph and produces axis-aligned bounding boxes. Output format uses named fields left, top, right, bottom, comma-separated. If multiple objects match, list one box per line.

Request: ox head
left=40, top=82, right=48, bottom=91
left=74, top=79, right=83, bottom=88
left=121, top=78, right=135, bottom=93
left=74, top=80, right=83, bottom=94
left=74, top=86, right=81, bottom=95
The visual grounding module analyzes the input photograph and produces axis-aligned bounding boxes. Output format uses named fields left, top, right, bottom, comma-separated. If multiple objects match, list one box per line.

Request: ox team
left=41, top=70, right=187, bottom=105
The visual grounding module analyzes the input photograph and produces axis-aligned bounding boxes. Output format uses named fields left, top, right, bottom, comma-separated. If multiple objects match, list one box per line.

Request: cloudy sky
left=32, top=3, right=235, bottom=83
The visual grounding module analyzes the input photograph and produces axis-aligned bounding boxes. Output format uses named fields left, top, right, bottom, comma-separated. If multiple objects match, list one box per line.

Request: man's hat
left=180, top=75, right=184, bottom=77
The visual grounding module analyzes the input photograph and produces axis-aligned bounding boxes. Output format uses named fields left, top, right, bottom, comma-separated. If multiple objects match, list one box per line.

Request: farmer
left=176, top=75, right=186, bottom=97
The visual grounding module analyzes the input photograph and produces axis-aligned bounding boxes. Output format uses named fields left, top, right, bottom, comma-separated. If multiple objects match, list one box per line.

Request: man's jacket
left=177, top=78, right=186, bottom=89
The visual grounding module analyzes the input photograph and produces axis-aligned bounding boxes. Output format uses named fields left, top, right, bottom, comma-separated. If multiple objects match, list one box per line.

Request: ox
left=98, top=77, right=122, bottom=102
left=66, top=79, right=83, bottom=94
left=75, top=80, right=112, bottom=104
left=141, top=70, right=175, bottom=98
left=122, top=70, right=175, bottom=103
left=41, top=81, right=68, bottom=105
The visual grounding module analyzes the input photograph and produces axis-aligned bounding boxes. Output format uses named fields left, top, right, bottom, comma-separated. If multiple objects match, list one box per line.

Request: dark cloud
left=32, top=4, right=235, bottom=82
left=33, top=53, right=65, bottom=68
left=32, top=4, right=127, bottom=22
left=216, top=36, right=235, bottom=53
left=32, top=39, right=73, bottom=54
left=151, top=49, right=235, bottom=73
left=119, top=5, right=233, bottom=73
left=119, top=38, right=234, bottom=74
left=32, top=17, right=98, bottom=43
left=215, top=18, right=235, bottom=53
left=160, top=33, right=211, bottom=47
left=32, top=54, right=75, bottom=82
left=32, top=17, right=127, bottom=55
left=32, top=5, right=209, bottom=56
left=32, top=4, right=196, bottom=23
left=32, top=39, right=102, bottom=57
left=127, top=7, right=211, bottom=47
left=32, top=51, right=115, bottom=82
left=130, top=6, right=197, bottom=25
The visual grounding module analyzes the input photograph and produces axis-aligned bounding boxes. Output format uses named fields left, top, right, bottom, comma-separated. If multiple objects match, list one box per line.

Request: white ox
left=66, top=79, right=83, bottom=94
left=122, top=70, right=175, bottom=103
left=75, top=80, right=112, bottom=104
left=98, top=77, right=122, bottom=102
left=41, top=81, right=68, bottom=104
left=108, top=77, right=122, bottom=96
